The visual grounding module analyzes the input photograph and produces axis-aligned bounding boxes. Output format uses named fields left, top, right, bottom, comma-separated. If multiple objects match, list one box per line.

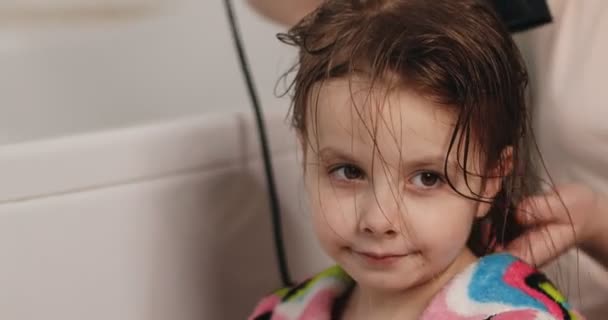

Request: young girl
left=250, top=0, right=583, bottom=319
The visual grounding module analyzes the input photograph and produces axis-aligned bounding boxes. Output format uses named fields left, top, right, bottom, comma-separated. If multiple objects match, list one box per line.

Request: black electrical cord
left=222, top=0, right=293, bottom=287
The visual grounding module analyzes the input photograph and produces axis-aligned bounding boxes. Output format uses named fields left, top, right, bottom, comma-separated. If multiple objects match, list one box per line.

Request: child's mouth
left=353, top=250, right=408, bottom=266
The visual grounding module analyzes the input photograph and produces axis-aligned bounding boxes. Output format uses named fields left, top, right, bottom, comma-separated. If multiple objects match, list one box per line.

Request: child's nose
left=357, top=189, right=403, bottom=237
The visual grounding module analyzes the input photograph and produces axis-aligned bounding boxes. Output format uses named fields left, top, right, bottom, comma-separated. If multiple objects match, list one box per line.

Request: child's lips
left=353, top=250, right=408, bottom=266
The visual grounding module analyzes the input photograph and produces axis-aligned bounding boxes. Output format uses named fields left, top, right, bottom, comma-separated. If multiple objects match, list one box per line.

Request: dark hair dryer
left=488, top=0, right=552, bottom=33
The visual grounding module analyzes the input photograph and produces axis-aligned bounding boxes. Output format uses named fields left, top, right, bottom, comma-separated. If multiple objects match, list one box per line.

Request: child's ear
left=476, top=146, right=513, bottom=218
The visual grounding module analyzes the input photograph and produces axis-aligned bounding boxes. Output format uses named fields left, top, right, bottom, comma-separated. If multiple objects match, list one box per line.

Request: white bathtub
left=0, top=1, right=330, bottom=319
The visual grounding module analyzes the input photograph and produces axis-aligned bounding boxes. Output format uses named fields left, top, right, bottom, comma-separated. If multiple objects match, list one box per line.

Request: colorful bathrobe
left=249, top=253, right=583, bottom=319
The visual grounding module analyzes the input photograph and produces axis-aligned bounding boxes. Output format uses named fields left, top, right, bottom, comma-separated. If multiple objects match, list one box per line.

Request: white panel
left=0, top=0, right=296, bottom=146
left=0, top=111, right=294, bottom=203
left=0, top=152, right=331, bottom=320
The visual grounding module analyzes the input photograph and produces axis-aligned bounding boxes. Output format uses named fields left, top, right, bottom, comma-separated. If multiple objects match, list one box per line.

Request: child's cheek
left=310, top=191, right=356, bottom=241
left=406, top=200, right=476, bottom=254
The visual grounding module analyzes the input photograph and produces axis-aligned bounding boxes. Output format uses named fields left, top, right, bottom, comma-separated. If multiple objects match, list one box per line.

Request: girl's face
left=303, top=77, right=500, bottom=293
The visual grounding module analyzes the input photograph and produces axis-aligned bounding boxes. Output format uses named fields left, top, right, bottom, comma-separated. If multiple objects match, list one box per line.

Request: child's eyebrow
left=317, top=147, right=357, bottom=163
left=317, top=147, right=458, bottom=172
left=403, top=156, right=458, bottom=171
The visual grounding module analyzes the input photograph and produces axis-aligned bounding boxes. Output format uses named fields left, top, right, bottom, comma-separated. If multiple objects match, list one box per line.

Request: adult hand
left=506, top=184, right=608, bottom=268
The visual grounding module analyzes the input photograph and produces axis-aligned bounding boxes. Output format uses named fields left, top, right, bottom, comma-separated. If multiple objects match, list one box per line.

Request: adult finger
left=505, top=224, right=576, bottom=267
left=515, top=190, right=566, bottom=226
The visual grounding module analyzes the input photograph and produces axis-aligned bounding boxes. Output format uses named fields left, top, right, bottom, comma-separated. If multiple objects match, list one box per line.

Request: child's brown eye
left=330, top=164, right=364, bottom=181
left=411, top=171, right=443, bottom=189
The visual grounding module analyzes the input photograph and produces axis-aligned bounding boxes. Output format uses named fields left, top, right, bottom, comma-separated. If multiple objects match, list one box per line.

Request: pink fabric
left=503, top=261, right=564, bottom=318
left=248, top=295, right=282, bottom=320
left=298, top=289, right=335, bottom=320
left=491, top=309, right=539, bottom=319
left=249, top=254, right=582, bottom=319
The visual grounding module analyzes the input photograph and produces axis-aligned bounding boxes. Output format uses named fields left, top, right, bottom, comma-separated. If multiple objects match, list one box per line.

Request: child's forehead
left=309, top=77, right=457, bottom=139
left=304, top=77, right=466, bottom=163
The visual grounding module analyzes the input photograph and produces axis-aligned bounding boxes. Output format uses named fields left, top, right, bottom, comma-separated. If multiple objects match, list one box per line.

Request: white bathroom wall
left=0, top=150, right=312, bottom=319
left=0, top=0, right=296, bottom=146
left=0, top=2, right=329, bottom=319
left=0, top=110, right=332, bottom=319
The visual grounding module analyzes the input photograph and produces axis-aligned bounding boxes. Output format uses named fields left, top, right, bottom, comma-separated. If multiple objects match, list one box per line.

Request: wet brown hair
left=278, top=0, right=537, bottom=256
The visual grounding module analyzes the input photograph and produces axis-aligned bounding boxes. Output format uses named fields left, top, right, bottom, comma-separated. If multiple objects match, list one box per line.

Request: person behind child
left=249, top=0, right=583, bottom=319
